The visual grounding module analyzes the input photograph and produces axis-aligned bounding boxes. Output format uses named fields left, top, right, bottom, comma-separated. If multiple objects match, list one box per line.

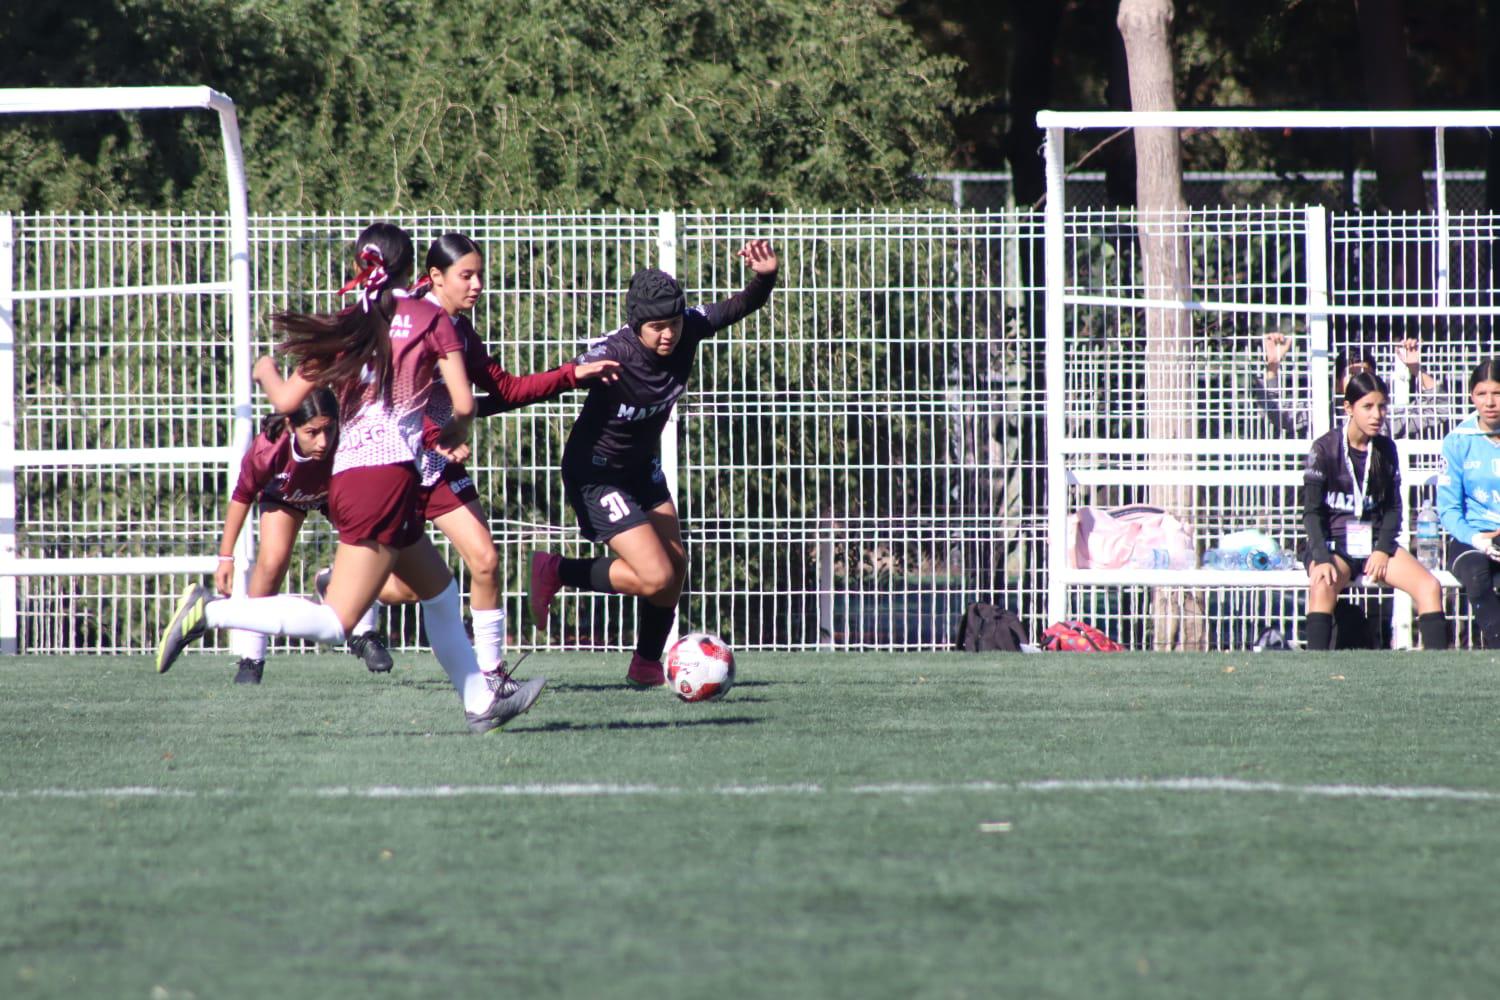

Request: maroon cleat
left=625, top=652, right=665, bottom=689
left=528, top=552, right=563, bottom=631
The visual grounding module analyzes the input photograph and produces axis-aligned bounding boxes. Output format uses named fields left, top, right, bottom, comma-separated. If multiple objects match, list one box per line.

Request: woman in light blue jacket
left=1437, top=358, right=1500, bottom=648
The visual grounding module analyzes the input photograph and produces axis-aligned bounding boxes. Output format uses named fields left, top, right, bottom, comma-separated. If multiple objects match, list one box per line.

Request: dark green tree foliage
left=0, top=0, right=962, bottom=213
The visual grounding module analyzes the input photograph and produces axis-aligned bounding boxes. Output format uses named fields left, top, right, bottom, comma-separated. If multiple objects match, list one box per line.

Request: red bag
left=1040, top=621, right=1124, bottom=653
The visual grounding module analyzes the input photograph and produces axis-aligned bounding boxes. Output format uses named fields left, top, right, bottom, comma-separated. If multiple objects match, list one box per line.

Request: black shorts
left=1311, top=540, right=1404, bottom=580
left=1448, top=537, right=1500, bottom=577
left=563, top=456, right=674, bottom=543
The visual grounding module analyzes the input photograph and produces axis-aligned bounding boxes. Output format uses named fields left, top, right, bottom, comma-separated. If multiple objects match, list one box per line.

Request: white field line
left=3, top=778, right=1500, bottom=803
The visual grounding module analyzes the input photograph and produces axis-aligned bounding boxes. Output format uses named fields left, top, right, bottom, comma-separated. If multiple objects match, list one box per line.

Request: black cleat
left=156, top=583, right=213, bottom=674
left=348, top=632, right=394, bottom=673
left=313, top=566, right=332, bottom=603
left=465, top=676, right=548, bottom=734
left=234, top=657, right=264, bottom=685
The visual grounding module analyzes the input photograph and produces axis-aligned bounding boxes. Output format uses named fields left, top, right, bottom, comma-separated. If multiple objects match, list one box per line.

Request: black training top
left=563, top=270, right=776, bottom=474
left=1302, top=426, right=1403, bottom=564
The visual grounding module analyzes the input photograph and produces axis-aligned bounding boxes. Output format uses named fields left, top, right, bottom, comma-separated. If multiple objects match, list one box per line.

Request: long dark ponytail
left=1343, top=370, right=1393, bottom=506
left=270, top=222, right=415, bottom=408
left=263, top=387, right=339, bottom=444
left=411, top=232, right=482, bottom=299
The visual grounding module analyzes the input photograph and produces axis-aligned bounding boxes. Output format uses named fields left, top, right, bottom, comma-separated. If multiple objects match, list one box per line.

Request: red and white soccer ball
left=664, top=632, right=735, bottom=702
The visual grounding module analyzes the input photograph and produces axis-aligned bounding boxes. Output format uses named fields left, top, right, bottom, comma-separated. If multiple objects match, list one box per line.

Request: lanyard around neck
left=1343, top=424, right=1373, bottom=518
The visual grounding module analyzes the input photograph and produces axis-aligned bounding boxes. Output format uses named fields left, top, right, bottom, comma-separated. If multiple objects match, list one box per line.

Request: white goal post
left=0, top=87, right=253, bottom=652
left=1036, top=109, right=1500, bottom=645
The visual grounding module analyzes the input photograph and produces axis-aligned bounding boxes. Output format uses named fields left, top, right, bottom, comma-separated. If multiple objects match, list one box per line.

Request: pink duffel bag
left=1068, top=505, right=1196, bottom=570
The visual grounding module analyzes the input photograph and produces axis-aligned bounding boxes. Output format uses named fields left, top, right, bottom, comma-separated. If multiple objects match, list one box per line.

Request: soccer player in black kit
left=1302, top=370, right=1448, bottom=650
left=529, top=239, right=778, bottom=686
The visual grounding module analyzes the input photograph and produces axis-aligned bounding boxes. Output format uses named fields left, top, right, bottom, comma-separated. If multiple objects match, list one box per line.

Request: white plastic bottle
left=1414, top=501, right=1441, bottom=570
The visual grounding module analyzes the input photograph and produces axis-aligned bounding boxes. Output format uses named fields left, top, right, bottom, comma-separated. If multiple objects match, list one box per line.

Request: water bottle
left=1207, top=549, right=1245, bottom=570
left=1247, top=549, right=1273, bottom=571
left=1131, top=547, right=1170, bottom=569
left=1415, top=502, right=1441, bottom=570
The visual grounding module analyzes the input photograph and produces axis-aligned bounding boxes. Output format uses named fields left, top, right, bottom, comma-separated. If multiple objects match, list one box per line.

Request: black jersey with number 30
left=563, top=270, right=776, bottom=474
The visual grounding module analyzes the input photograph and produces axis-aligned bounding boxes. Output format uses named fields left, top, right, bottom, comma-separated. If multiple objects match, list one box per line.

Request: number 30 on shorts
left=599, top=490, right=631, bottom=523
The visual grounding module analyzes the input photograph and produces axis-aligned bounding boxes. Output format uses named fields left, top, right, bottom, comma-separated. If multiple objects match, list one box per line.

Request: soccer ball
left=664, top=632, right=735, bottom=702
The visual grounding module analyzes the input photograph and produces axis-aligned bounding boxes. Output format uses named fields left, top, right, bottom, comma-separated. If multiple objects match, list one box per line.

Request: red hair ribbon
left=337, top=244, right=390, bottom=312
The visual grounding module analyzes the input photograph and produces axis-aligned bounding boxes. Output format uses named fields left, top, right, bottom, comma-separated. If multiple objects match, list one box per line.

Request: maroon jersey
left=231, top=428, right=332, bottom=512
left=331, top=294, right=464, bottom=476
left=418, top=300, right=579, bottom=485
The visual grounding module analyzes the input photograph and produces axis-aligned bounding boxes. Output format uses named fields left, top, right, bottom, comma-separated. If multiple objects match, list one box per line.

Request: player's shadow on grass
left=518, top=716, right=763, bottom=734
left=545, top=679, right=773, bottom=693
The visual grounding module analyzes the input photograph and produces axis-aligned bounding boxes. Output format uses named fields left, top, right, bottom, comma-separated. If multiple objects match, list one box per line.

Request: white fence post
left=0, top=214, right=17, bottom=653
left=658, top=209, right=681, bottom=650
left=1306, top=206, right=1331, bottom=439
left=1043, top=127, right=1069, bottom=628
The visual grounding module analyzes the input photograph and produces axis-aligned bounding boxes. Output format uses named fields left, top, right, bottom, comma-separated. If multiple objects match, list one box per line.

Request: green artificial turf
left=4, top=649, right=1500, bottom=999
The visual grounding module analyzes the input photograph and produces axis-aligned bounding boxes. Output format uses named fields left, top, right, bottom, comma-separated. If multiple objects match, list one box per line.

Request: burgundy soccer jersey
left=231, top=428, right=333, bottom=512
left=332, top=294, right=465, bottom=476
left=417, top=299, right=579, bottom=486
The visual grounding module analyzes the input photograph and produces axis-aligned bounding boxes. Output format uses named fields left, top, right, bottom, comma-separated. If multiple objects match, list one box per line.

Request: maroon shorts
left=328, top=464, right=423, bottom=547
left=420, top=462, right=483, bottom=521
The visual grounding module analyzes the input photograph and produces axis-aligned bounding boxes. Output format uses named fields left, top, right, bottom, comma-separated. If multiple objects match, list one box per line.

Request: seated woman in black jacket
left=1302, top=371, right=1448, bottom=651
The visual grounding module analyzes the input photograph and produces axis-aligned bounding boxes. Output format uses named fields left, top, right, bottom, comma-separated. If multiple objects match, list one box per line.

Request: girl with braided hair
left=528, top=239, right=778, bottom=687
left=1302, top=370, right=1448, bottom=651
left=156, top=222, right=546, bottom=734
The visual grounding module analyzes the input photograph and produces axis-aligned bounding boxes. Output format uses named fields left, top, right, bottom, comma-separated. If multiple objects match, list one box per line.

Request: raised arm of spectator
left=1251, top=332, right=1310, bottom=437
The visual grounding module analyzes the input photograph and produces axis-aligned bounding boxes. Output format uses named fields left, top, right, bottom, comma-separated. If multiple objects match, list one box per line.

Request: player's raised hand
left=575, top=359, right=622, bottom=384
left=736, top=239, right=778, bottom=275
left=1395, top=338, right=1422, bottom=374
left=1262, top=332, right=1292, bottom=372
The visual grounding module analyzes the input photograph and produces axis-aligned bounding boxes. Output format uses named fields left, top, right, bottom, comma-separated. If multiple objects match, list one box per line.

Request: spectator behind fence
left=1437, top=358, right=1500, bottom=649
left=1252, top=333, right=1445, bottom=438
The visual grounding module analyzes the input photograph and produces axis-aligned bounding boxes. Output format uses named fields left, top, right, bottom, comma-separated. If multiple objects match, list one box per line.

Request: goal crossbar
left=0, top=86, right=254, bottom=652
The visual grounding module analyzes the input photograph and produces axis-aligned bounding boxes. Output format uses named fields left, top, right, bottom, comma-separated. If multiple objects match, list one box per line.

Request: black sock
left=1417, top=612, right=1449, bottom=651
left=635, top=598, right=676, bottom=662
left=559, top=556, right=617, bottom=593
left=1305, top=611, right=1334, bottom=651
left=1451, top=550, right=1500, bottom=647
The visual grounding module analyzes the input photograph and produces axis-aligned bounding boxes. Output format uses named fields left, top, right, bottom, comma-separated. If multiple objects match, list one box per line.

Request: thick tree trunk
left=1117, top=0, right=1204, bottom=651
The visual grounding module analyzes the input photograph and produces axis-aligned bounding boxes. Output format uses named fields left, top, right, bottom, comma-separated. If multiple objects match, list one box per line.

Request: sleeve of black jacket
left=1302, top=444, right=1335, bottom=565
left=1376, top=437, right=1403, bottom=555
left=700, top=270, right=777, bottom=333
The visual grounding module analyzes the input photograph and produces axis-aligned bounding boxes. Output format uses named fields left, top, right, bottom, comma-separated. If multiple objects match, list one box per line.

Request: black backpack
left=953, top=603, right=1029, bottom=653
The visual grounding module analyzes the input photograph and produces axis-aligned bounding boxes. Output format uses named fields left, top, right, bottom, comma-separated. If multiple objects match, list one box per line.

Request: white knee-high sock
left=352, top=601, right=380, bottom=637
left=421, top=580, right=491, bottom=713
left=205, top=596, right=347, bottom=645
left=229, top=628, right=268, bottom=661
left=472, top=607, right=506, bottom=671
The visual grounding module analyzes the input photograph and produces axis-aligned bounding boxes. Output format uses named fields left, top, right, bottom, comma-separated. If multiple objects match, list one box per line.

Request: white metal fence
left=928, top=170, right=1492, bottom=212
left=4, top=203, right=1497, bottom=654
left=1038, top=111, right=1500, bottom=650
left=1, top=210, right=1040, bottom=654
